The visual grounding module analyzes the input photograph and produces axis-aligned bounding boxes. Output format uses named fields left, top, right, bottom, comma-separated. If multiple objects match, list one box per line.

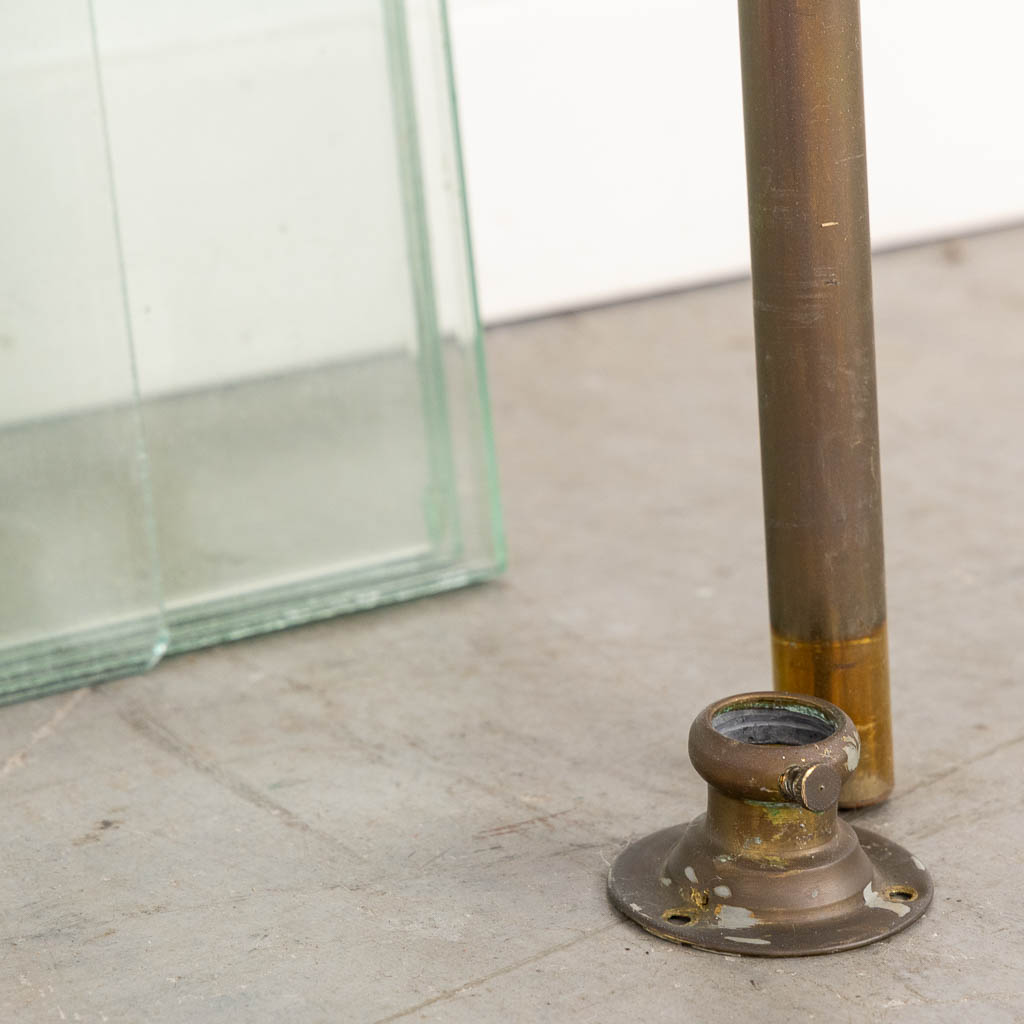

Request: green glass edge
left=437, top=0, right=507, bottom=573
left=381, top=0, right=463, bottom=562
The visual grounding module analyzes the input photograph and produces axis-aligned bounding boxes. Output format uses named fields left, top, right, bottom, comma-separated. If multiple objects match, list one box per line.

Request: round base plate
left=608, top=823, right=932, bottom=957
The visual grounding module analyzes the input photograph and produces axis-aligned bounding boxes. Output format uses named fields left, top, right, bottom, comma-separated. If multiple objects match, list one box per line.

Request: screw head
left=791, top=762, right=842, bottom=812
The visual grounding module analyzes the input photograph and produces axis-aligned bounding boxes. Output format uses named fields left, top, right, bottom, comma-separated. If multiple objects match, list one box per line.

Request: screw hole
left=885, top=886, right=918, bottom=902
left=662, top=910, right=694, bottom=924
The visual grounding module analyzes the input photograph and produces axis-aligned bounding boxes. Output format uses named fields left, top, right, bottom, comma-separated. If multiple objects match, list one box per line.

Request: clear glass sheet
left=0, top=0, right=502, bottom=697
left=0, top=1, right=165, bottom=701
left=93, top=0, right=502, bottom=651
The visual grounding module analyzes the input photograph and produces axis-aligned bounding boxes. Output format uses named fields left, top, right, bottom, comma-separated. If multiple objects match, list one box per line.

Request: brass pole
left=738, top=0, right=893, bottom=807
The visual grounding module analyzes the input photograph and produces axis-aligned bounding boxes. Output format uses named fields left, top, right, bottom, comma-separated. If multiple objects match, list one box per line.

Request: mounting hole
left=712, top=703, right=837, bottom=746
left=662, top=910, right=694, bottom=925
left=884, top=886, right=918, bottom=903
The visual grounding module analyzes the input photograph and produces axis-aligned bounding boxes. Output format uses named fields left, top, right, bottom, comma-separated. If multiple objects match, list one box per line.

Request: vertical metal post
left=738, top=0, right=893, bottom=807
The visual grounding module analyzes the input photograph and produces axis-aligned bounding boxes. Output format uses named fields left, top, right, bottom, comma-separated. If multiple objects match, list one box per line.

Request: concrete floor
left=2, top=227, right=1023, bottom=1022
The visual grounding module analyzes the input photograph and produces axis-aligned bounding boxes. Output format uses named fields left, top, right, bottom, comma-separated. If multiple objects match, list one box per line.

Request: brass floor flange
left=608, top=693, right=932, bottom=956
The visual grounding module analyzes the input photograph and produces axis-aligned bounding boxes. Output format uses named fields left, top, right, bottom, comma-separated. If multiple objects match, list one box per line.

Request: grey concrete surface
left=2, top=227, right=1023, bottom=1022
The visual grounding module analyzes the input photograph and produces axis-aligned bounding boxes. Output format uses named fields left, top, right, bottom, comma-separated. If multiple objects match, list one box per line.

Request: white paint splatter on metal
left=713, top=885, right=732, bottom=898
left=844, top=735, right=861, bottom=772
left=629, top=902, right=642, bottom=912
left=684, top=866, right=698, bottom=884
left=724, top=936, right=771, bottom=945
left=863, top=882, right=910, bottom=917
left=716, top=905, right=758, bottom=929
left=912, top=856, right=926, bottom=871
left=659, top=876, right=672, bottom=887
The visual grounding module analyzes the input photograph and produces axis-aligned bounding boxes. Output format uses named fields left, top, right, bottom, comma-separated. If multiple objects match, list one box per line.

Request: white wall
left=3, top=1, right=1021, bottom=424
left=450, top=0, right=1024, bottom=323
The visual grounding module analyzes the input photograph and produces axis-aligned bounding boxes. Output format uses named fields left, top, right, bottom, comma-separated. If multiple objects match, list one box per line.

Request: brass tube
left=737, top=0, right=893, bottom=807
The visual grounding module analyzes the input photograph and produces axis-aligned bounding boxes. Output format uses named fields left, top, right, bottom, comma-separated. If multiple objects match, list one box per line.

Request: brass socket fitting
left=607, top=692, right=932, bottom=956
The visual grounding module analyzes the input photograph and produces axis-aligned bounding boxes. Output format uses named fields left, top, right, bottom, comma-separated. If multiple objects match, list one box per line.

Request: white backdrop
left=3, top=1, right=1021, bottom=424
left=450, top=0, right=1024, bottom=323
